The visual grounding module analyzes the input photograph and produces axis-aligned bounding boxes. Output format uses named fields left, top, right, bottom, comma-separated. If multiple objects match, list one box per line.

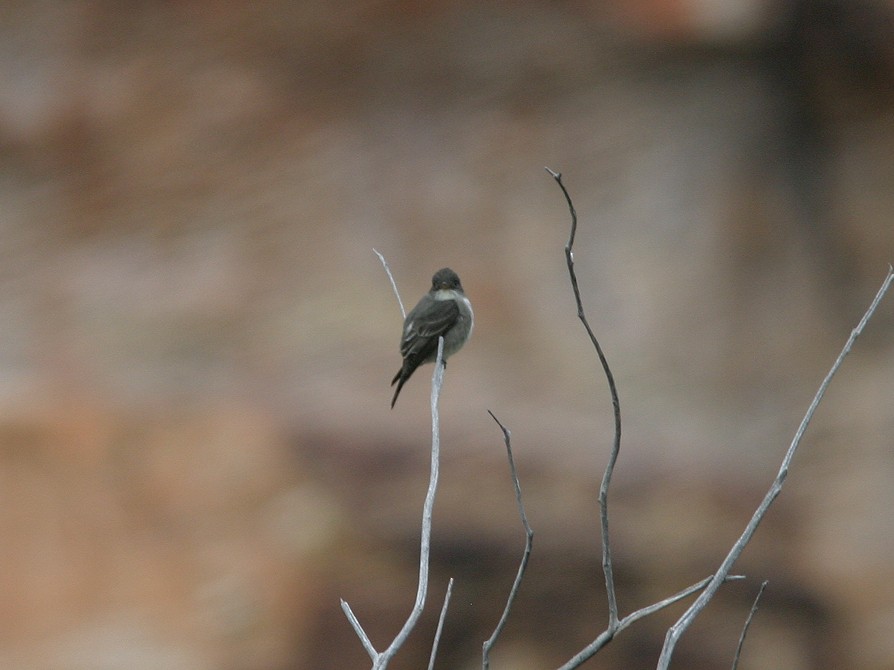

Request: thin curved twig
left=482, top=411, right=534, bottom=669
left=547, top=167, right=622, bottom=629
left=374, top=248, right=406, bottom=318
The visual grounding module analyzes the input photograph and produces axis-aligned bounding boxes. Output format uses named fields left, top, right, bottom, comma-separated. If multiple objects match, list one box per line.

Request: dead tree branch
left=657, top=266, right=894, bottom=668
left=557, top=575, right=746, bottom=669
left=546, top=169, right=755, bottom=669
left=547, top=167, right=622, bottom=629
left=482, top=411, right=534, bottom=669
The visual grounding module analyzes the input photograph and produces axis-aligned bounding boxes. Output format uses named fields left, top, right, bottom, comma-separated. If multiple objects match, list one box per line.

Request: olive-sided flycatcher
left=390, top=268, right=473, bottom=408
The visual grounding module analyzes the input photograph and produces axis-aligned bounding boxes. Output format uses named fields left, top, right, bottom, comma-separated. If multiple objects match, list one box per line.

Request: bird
left=390, top=267, right=473, bottom=408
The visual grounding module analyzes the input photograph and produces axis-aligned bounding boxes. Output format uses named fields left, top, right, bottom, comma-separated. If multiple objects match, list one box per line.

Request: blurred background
left=1, top=1, right=893, bottom=668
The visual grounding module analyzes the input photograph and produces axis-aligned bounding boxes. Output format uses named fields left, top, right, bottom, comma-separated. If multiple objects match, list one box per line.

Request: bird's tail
left=390, top=368, right=408, bottom=409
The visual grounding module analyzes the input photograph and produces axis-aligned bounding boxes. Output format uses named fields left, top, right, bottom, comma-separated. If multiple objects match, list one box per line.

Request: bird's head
left=431, top=268, right=462, bottom=292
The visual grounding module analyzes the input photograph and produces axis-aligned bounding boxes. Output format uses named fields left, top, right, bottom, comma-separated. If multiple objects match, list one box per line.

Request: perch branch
left=372, top=336, right=445, bottom=669
left=341, top=257, right=449, bottom=668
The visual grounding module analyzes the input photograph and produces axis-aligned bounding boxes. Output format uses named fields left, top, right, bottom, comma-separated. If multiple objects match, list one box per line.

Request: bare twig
left=731, top=581, right=768, bottom=670
left=657, top=266, right=894, bottom=668
left=482, top=411, right=534, bottom=669
left=547, top=167, right=622, bottom=629
left=340, top=598, right=377, bottom=660
left=374, top=248, right=406, bottom=318
left=428, top=578, right=455, bottom=670
left=557, top=575, right=745, bottom=669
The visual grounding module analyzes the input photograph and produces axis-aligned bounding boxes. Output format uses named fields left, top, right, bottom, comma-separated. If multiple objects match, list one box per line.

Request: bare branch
left=621, top=575, right=745, bottom=632
left=547, top=167, right=622, bottom=629
left=374, top=248, right=406, bottom=318
left=428, top=578, right=455, bottom=670
left=731, top=581, right=768, bottom=670
left=657, top=266, right=894, bottom=668
left=482, top=411, right=534, bottom=669
left=557, top=575, right=745, bottom=669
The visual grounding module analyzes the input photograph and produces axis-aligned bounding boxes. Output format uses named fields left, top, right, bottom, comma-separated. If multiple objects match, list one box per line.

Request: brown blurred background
left=1, top=1, right=893, bottom=668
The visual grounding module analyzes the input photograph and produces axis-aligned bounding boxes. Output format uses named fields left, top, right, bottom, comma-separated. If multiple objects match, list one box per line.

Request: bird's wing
left=400, top=298, right=460, bottom=357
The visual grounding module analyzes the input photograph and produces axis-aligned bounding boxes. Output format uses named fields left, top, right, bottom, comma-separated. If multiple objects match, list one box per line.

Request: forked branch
left=546, top=169, right=752, bottom=669
left=657, top=266, right=894, bottom=668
